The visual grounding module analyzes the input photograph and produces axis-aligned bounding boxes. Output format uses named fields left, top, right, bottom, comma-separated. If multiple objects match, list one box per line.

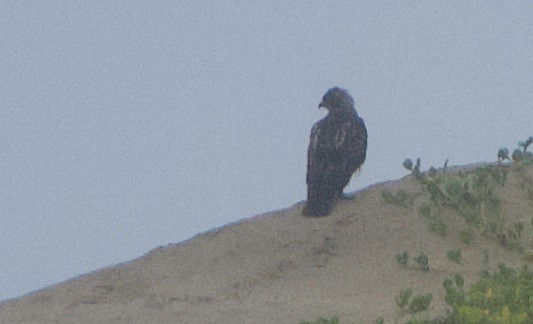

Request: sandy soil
left=1, top=163, right=531, bottom=324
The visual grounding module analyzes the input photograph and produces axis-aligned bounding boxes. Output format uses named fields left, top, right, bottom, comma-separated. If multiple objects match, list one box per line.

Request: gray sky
left=1, top=1, right=532, bottom=301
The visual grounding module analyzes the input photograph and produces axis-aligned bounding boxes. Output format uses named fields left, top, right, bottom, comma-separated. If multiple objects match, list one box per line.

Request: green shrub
left=393, top=288, right=433, bottom=323
left=459, top=229, right=474, bottom=245
left=413, top=161, right=513, bottom=243
left=441, top=264, right=532, bottom=323
left=446, top=249, right=462, bottom=263
left=408, top=293, right=432, bottom=314
left=396, top=251, right=409, bottom=268
left=396, top=288, right=413, bottom=310
left=414, top=253, right=429, bottom=272
left=395, top=251, right=429, bottom=272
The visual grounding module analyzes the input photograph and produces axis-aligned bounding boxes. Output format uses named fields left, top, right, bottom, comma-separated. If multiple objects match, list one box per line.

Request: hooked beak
left=318, top=102, right=325, bottom=109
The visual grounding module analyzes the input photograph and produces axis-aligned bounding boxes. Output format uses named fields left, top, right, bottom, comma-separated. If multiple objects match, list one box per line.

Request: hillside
left=1, top=162, right=532, bottom=323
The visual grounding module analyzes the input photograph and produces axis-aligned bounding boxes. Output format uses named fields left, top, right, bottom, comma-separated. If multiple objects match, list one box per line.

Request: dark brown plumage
left=303, top=87, right=367, bottom=217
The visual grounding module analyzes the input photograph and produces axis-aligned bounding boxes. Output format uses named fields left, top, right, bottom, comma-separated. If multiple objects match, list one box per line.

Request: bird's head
left=318, top=87, right=355, bottom=112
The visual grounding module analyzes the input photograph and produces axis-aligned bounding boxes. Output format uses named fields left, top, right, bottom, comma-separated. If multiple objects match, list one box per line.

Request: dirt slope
left=1, top=163, right=531, bottom=324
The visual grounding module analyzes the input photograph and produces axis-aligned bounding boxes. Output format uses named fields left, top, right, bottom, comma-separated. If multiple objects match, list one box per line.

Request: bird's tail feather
left=303, top=184, right=335, bottom=217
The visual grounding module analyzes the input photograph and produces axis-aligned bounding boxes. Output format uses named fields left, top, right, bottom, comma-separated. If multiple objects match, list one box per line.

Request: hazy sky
left=1, top=1, right=532, bottom=301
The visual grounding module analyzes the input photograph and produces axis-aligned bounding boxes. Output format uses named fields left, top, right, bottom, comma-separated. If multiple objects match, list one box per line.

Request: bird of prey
left=303, top=87, right=367, bottom=217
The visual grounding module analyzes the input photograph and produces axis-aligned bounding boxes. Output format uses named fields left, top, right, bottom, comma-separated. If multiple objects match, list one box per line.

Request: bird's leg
left=336, top=191, right=353, bottom=200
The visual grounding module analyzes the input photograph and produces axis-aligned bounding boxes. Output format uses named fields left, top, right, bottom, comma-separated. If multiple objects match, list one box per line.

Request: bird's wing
left=334, top=117, right=367, bottom=173
left=306, top=122, right=327, bottom=184
left=307, top=116, right=367, bottom=184
left=350, top=116, right=368, bottom=168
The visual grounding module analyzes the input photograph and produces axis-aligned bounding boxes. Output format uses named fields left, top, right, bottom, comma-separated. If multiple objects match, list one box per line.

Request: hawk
left=303, top=87, right=367, bottom=217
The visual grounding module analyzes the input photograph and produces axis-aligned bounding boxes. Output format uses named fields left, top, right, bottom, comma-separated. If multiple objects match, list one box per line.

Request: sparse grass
left=407, top=293, right=433, bottom=314
left=395, top=288, right=413, bottom=311
left=381, top=190, right=414, bottom=208
left=417, top=203, right=431, bottom=218
left=405, top=154, right=530, bottom=253
left=399, top=290, right=432, bottom=314
left=500, top=221, right=527, bottom=253
left=311, top=236, right=337, bottom=266
left=446, top=249, right=462, bottom=263
left=414, top=253, right=429, bottom=273
left=395, top=251, right=429, bottom=272
left=392, top=288, right=433, bottom=323
left=481, top=250, right=490, bottom=277
left=428, top=217, right=448, bottom=237
left=302, top=140, right=532, bottom=323
left=418, top=203, right=450, bottom=236
left=404, top=139, right=531, bottom=252
left=308, top=262, right=532, bottom=324
left=410, top=162, right=506, bottom=239
left=299, top=316, right=340, bottom=324
left=514, top=222, right=524, bottom=239
left=459, top=229, right=474, bottom=245
left=396, top=251, right=409, bottom=269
